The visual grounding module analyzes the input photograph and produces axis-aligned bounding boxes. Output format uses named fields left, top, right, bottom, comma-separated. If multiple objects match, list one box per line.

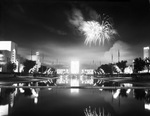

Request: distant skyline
left=0, top=0, right=150, bottom=65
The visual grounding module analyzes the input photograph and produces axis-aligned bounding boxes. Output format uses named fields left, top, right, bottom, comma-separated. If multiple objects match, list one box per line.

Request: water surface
left=0, top=75, right=150, bottom=116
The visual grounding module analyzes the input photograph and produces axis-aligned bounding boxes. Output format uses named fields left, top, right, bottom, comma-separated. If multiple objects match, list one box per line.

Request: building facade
left=0, top=41, right=18, bottom=72
left=143, top=46, right=150, bottom=59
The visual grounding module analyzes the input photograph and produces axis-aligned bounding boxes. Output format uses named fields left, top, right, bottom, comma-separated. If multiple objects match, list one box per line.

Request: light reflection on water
left=56, top=75, right=94, bottom=86
left=1, top=87, right=150, bottom=116
left=70, top=77, right=79, bottom=93
left=56, top=75, right=94, bottom=94
left=1, top=75, right=150, bottom=116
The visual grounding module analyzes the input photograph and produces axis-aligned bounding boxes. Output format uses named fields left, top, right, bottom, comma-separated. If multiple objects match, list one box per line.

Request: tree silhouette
left=116, top=60, right=127, bottom=72
left=6, top=61, right=16, bottom=72
left=39, top=65, right=47, bottom=73
left=23, top=60, right=36, bottom=73
left=98, top=63, right=113, bottom=74
left=133, top=58, right=145, bottom=73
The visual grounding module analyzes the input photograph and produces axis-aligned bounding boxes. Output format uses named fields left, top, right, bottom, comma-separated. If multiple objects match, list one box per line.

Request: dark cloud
left=41, top=25, right=67, bottom=36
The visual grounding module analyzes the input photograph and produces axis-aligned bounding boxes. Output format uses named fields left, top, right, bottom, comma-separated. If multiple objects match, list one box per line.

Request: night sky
left=0, top=0, right=150, bottom=66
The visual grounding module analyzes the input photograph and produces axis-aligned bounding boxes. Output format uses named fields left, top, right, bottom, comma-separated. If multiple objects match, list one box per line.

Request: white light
left=48, top=88, right=52, bottom=90
left=99, top=85, right=104, bottom=91
left=19, top=88, right=25, bottom=93
left=82, top=69, right=94, bottom=75
left=31, top=89, right=38, bottom=97
left=12, top=84, right=17, bottom=86
left=71, top=89, right=79, bottom=93
left=113, top=89, right=120, bottom=99
left=124, top=66, right=133, bottom=74
left=70, top=79, right=79, bottom=87
left=145, top=103, right=150, bottom=110
left=144, top=47, right=150, bottom=50
left=70, top=78, right=79, bottom=93
left=126, top=89, right=131, bottom=94
left=34, top=98, right=38, bottom=104
left=0, top=41, right=12, bottom=51
left=57, top=69, right=68, bottom=74
left=71, top=61, right=79, bottom=74
left=0, top=105, right=8, bottom=116
left=0, top=54, right=3, bottom=57
left=121, top=83, right=133, bottom=87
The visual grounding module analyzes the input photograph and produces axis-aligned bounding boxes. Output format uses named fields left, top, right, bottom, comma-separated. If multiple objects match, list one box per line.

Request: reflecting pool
left=0, top=75, right=150, bottom=116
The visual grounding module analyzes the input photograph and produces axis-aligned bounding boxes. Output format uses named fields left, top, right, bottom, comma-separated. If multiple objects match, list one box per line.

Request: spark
left=79, top=15, right=117, bottom=46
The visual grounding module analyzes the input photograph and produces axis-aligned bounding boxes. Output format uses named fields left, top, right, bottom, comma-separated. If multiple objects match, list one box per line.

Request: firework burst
left=79, top=15, right=117, bottom=46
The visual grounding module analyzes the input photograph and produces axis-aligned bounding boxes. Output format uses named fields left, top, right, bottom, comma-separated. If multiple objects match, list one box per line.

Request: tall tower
left=143, top=46, right=150, bottom=59
left=118, top=50, right=120, bottom=62
left=111, top=54, right=113, bottom=63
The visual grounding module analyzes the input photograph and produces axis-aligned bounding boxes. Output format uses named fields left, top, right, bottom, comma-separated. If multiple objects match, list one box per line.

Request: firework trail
left=79, top=15, right=117, bottom=46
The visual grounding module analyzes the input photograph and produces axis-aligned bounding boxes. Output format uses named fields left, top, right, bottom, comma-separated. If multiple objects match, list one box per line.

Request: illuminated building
left=143, top=46, right=149, bottom=59
left=70, top=61, right=80, bottom=74
left=0, top=41, right=18, bottom=72
left=0, top=50, right=11, bottom=64
left=26, top=52, right=41, bottom=64
left=0, top=41, right=17, bottom=62
left=81, top=69, right=94, bottom=75
left=56, top=69, right=69, bottom=75
left=0, top=50, right=11, bottom=72
left=36, top=51, right=41, bottom=66
left=27, top=51, right=42, bottom=73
